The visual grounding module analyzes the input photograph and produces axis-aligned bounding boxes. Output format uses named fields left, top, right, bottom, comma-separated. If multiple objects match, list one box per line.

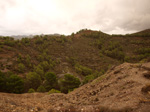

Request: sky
left=0, top=0, right=150, bottom=36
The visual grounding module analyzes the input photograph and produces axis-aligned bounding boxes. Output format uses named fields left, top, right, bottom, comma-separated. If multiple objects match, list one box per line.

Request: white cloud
left=0, top=0, right=149, bottom=36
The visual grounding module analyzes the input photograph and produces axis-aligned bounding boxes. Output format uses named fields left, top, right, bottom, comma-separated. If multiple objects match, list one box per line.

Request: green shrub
left=134, top=48, right=150, bottom=61
left=68, top=57, right=77, bottom=66
left=0, top=45, right=3, bottom=48
left=44, top=72, right=57, bottom=90
left=48, top=89, right=61, bottom=94
left=34, top=65, right=44, bottom=78
left=0, top=42, right=4, bottom=45
left=37, top=85, right=46, bottom=92
left=17, top=54, right=23, bottom=63
left=26, top=72, right=42, bottom=90
left=6, top=74, right=24, bottom=93
left=0, top=71, right=6, bottom=91
left=37, top=55, right=44, bottom=61
left=21, top=38, right=30, bottom=45
left=7, top=46, right=13, bottom=51
left=95, top=40, right=103, bottom=49
left=83, top=75, right=95, bottom=84
left=40, top=61, right=50, bottom=71
left=35, top=37, right=43, bottom=44
left=135, top=48, right=150, bottom=54
left=4, top=40, right=15, bottom=46
left=124, top=56, right=130, bottom=62
left=0, top=48, right=2, bottom=52
left=60, top=74, right=81, bottom=93
left=71, top=33, right=75, bottom=37
left=102, top=41, right=125, bottom=61
left=0, top=71, right=24, bottom=93
left=25, top=55, right=32, bottom=67
left=18, top=63, right=25, bottom=73
left=28, top=88, right=35, bottom=93
left=75, top=64, right=92, bottom=76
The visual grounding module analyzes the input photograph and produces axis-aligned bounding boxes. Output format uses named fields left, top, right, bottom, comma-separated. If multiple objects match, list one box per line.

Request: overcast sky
left=0, top=0, right=150, bottom=36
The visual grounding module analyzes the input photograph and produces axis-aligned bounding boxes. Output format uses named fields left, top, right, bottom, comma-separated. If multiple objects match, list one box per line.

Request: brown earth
left=1, top=62, right=150, bottom=112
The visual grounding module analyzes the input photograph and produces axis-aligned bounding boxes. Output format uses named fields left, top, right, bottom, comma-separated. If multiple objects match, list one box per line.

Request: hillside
left=1, top=62, right=150, bottom=112
left=0, top=29, right=150, bottom=94
left=131, top=29, right=150, bottom=36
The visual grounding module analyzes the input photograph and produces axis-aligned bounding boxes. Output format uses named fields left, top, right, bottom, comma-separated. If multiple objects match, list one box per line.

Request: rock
left=143, top=71, right=150, bottom=79
left=142, top=63, right=150, bottom=70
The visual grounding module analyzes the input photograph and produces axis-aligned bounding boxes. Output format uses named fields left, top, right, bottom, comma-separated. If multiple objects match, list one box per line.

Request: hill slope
left=0, top=29, right=150, bottom=93
left=1, top=62, right=150, bottom=112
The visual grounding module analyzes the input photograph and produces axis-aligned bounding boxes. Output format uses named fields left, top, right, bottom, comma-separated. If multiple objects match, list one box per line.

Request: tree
left=34, top=65, right=44, bottom=79
left=0, top=71, right=6, bottom=91
left=26, top=72, right=41, bottom=90
left=60, top=74, right=81, bottom=93
left=21, top=38, right=30, bottom=45
left=37, top=85, right=46, bottom=92
left=6, top=74, right=24, bottom=93
left=44, top=72, right=57, bottom=90
left=40, top=61, right=50, bottom=71
left=25, top=55, right=32, bottom=67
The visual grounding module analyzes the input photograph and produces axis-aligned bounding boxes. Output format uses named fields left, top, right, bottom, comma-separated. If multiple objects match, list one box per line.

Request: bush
left=134, top=48, right=150, bottom=61
left=28, top=88, right=35, bottom=93
left=60, top=74, right=81, bottom=93
left=18, top=63, right=25, bottom=73
left=6, top=74, right=24, bottom=93
left=75, top=64, right=92, bottom=76
left=26, top=72, right=42, bottom=90
left=102, top=41, right=125, bottom=61
left=7, top=46, right=13, bottom=51
left=25, top=55, right=32, bottom=67
left=40, top=61, right=50, bottom=71
left=37, top=55, right=44, bottom=61
left=4, top=40, right=15, bottom=47
left=0, top=71, right=6, bottom=91
left=35, top=37, right=43, bottom=44
left=48, top=89, right=61, bottom=94
left=21, top=38, right=30, bottom=45
left=17, top=54, right=22, bottom=63
left=45, top=72, right=57, bottom=90
left=0, top=48, right=2, bottom=52
left=95, top=40, right=103, bottom=49
left=0, top=71, right=24, bottom=93
left=37, top=85, right=46, bottom=92
left=68, top=57, right=77, bottom=66
left=83, top=75, right=95, bottom=84
left=124, top=56, right=131, bottom=62
left=34, top=65, right=44, bottom=78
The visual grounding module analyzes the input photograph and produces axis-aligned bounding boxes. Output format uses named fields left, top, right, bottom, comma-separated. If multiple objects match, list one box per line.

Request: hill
left=0, top=29, right=150, bottom=94
left=132, top=29, right=150, bottom=35
left=1, top=62, right=150, bottom=112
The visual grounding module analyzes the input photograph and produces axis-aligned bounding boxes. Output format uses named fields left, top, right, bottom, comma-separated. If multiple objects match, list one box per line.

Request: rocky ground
left=1, top=62, right=150, bottom=112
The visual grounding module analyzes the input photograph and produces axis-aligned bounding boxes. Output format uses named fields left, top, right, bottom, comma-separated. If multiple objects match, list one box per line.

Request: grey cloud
left=0, top=0, right=150, bottom=36
left=93, top=0, right=150, bottom=33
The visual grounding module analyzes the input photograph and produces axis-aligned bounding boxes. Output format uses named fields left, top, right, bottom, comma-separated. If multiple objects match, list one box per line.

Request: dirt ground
left=1, top=62, right=150, bottom=112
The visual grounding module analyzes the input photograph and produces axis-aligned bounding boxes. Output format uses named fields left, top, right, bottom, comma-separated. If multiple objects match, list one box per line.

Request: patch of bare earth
left=1, top=62, right=150, bottom=112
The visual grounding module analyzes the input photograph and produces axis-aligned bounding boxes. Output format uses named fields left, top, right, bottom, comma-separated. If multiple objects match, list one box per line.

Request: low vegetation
left=0, top=29, right=150, bottom=94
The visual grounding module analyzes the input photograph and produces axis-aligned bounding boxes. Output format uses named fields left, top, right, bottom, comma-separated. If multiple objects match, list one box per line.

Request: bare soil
left=1, top=62, right=150, bottom=112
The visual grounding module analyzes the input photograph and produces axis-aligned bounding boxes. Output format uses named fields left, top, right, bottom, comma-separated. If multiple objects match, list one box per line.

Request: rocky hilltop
left=1, top=62, right=150, bottom=112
